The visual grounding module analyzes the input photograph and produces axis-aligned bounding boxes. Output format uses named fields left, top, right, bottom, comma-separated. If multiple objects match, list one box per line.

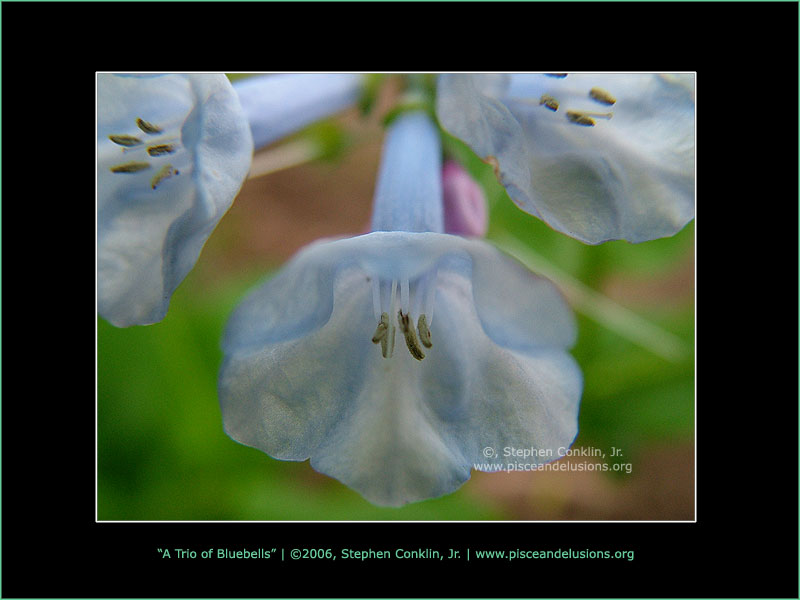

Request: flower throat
left=368, top=110, right=443, bottom=361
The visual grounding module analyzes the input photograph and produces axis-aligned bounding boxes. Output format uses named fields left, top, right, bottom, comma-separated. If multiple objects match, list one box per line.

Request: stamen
left=109, top=134, right=143, bottom=147
left=372, top=312, right=395, bottom=359
left=410, top=275, right=424, bottom=320
left=371, top=312, right=389, bottom=343
left=150, top=164, right=180, bottom=189
left=110, top=161, right=151, bottom=173
left=421, top=271, right=438, bottom=325
left=385, top=280, right=398, bottom=359
left=400, top=278, right=410, bottom=313
left=539, top=94, right=559, bottom=111
left=589, top=87, right=616, bottom=106
left=388, top=320, right=396, bottom=357
left=417, top=314, right=432, bottom=349
left=589, top=88, right=617, bottom=106
left=147, top=144, right=177, bottom=157
left=565, top=110, right=613, bottom=127
left=371, top=278, right=382, bottom=321
left=136, top=118, right=163, bottom=134
left=398, top=311, right=425, bottom=361
left=566, top=112, right=595, bottom=127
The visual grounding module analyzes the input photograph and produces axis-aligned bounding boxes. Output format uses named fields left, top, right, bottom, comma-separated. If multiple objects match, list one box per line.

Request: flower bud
left=442, top=160, right=488, bottom=237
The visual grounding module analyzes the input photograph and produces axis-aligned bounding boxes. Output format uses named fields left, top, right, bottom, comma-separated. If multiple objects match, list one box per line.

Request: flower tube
left=234, top=73, right=363, bottom=150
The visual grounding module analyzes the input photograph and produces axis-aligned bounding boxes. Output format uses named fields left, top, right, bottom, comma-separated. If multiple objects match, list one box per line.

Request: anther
left=150, top=164, right=179, bottom=189
left=109, top=134, right=143, bottom=147
left=136, top=118, right=163, bottom=134
left=398, top=311, right=425, bottom=361
left=417, top=314, right=432, bottom=349
left=566, top=111, right=595, bottom=126
left=589, top=87, right=616, bottom=105
left=372, top=312, right=389, bottom=343
left=566, top=110, right=613, bottom=127
left=372, top=312, right=395, bottom=358
left=539, top=94, right=559, bottom=111
left=110, top=161, right=151, bottom=173
left=147, top=144, right=177, bottom=157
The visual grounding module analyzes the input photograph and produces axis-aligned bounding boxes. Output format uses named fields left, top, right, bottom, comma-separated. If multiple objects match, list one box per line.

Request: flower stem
left=494, top=233, right=689, bottom=363
left=246, top=139, right=321, bottom=179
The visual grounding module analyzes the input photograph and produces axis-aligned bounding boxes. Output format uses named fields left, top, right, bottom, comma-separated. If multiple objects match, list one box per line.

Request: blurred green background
left=97, top=75, right=694, bottom=521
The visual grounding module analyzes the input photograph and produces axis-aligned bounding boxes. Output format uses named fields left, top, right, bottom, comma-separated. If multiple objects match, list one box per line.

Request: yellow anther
left=147, top=144, right=177, bottom=157
left=566, top=110, right=613, bottom=127
left=589, top=87, right=616, bottom=105
left=109, top=134, right=142, bottom=147
left=136, top=118, right=163, bottom=134
left=150, top=164, right=179, bottom=189
left=398, top=311, right=425, bottom=361
left=566, top=111, right=596, bottom=126
left=110, top=161, right=151, bottom=173
left=417, top=314, right=432, bottom=349
left=372, top=313, right=395, bottom=359
left=371, top=312, right=389, bottom=344
left=539, top=94, right=559, bottom=111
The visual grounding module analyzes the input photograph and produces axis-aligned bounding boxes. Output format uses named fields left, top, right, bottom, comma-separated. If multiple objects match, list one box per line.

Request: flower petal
left=222, top=232, right=575, bottom=351
left=436, top=74, right=534, bottom=215
left=97, top=74, right=253, bottom=327
left=219, top=232, right=580, bottom=506
left=233, top=73, right=362, bottom=150
left=437, top=73, right=695, bottom=244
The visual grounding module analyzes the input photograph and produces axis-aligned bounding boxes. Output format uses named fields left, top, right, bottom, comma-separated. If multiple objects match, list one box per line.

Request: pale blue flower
left=97, top=73, right=253, bottom=327
left=97, top=73, right=363, bottom=327
left=234, top=73, right=363, bottom=149
left=218, top=112, right=582, bottom=506
left=436, top=73, right=695, bottom=244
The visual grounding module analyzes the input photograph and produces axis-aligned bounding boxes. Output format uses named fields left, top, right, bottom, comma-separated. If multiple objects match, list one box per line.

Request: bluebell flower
left=436, top=73, right=695, bottom=244
left=97, top=73, right=363, bottom=327
left=218, top=111, right=582, bottom=506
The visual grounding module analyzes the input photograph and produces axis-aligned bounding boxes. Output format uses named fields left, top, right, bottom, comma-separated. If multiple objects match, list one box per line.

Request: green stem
left=494, top=233, right=689, bottom=363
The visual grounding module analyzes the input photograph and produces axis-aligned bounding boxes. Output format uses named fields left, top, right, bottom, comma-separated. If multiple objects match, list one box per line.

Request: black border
left=2, top=2, right=798, bottom=598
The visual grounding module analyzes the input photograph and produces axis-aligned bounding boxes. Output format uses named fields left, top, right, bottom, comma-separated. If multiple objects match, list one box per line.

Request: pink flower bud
left=442, top=160, right=488, bottom=237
